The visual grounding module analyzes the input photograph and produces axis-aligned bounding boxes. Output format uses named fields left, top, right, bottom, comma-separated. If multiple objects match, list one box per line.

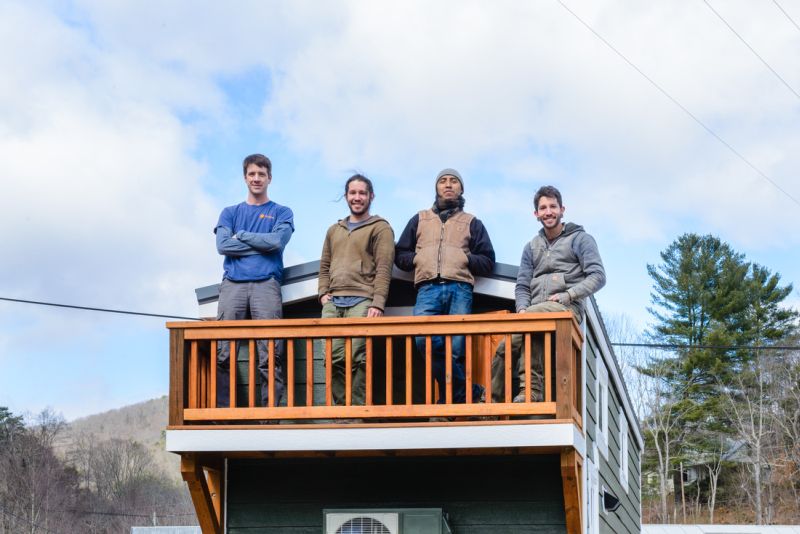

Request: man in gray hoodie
left=491, top=185, right=605, bottom=403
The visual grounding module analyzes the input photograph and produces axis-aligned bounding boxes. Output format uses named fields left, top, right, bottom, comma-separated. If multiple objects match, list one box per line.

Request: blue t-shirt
left=216, top=201, right=294, bottom=282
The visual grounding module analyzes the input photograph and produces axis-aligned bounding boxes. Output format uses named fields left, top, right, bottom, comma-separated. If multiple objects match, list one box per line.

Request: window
left=595, top=356, right=609, bottom=460
left=619, top=407, right=629, bottom=490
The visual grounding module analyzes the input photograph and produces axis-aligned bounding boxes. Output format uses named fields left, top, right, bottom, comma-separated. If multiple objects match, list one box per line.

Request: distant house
left=166, top=262, right=643, bottom=533
left=642, top=525, right=800, bottom=534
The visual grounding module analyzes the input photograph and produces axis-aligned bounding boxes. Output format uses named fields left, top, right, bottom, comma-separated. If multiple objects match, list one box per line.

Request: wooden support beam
left=205, top=463, right=224, bottom=531
left=181, top=454, right=221, bottom=534
left=560, top=449, right=583, bottom=534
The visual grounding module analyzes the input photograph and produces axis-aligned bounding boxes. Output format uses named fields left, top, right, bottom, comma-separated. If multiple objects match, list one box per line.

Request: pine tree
left=643, top=233, right=798, bottom=523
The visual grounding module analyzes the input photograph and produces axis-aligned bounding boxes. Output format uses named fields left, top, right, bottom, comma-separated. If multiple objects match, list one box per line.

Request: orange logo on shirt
left=259, top=214, right=275, bottom=219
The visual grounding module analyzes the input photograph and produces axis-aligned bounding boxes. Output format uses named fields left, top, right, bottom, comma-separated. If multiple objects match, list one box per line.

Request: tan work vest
left=414, top=209, right=475, bottom=286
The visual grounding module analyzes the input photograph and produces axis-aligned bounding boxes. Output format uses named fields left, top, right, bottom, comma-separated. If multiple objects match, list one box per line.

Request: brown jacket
left=318, top=215, right=395, bottom=310
left=413, top=209, right=475, bottom=286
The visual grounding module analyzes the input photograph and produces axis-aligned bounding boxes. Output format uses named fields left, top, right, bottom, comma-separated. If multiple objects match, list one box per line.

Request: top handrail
left=167, top=311, right=581, bottom=338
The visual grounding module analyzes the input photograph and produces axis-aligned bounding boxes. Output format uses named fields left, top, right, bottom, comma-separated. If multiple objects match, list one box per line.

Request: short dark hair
left=242, top=154, right=272, bottom=178
left=345, top=173, right=374, bottom=196
left=534, top=185, right=562, bottom=209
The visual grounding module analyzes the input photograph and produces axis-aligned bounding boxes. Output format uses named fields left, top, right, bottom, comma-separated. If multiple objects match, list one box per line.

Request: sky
left=1, top=0, right=798, bottom=421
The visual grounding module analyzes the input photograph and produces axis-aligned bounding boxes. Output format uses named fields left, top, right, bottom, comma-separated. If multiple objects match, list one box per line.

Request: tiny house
left=166, top=262, right=642, bottom=533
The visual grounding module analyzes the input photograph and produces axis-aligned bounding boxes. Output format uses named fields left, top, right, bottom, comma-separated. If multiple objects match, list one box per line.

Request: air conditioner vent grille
left=335, top=516, right=392, bottom=534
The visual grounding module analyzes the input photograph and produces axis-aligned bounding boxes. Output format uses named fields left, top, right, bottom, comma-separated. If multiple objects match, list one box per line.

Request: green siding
left=584, top=329, right=642, bottom=534
left=227, top=455, right=567, bottom=533
left=598, top=387, right=640, bottom=534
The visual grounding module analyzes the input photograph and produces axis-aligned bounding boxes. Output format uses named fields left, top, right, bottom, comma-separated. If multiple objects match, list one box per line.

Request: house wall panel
left=227, top=455, right=568, bottom=533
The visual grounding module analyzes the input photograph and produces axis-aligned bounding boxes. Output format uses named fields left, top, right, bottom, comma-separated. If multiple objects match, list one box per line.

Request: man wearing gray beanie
left=395, top=168, right=495, bottom=414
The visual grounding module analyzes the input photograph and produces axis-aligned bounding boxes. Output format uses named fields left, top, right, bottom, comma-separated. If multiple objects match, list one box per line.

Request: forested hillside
left=62, top=396, right=179, bottom=482
left=0, top=401, right=195, bottom=533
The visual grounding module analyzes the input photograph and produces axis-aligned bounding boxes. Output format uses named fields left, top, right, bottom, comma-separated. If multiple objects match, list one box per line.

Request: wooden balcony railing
left=167, top=312, right=583, bottom=428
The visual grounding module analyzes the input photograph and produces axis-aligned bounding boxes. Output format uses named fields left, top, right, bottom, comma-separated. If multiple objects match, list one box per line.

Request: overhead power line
left=703, top=0, right=800, bottom=101
left=2, top=296, right=797, bottom=354
left=555, top=0, right=800, bottom=209
left=611, top=342, right=798, bottom=351
left=0, top=296, right=200, bottom=321
left=772, top=0, right=800, bottom=34
left=0, top=507, right=64, bottom=534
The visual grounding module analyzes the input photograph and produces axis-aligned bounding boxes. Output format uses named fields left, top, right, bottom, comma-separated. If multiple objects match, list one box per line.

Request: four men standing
left=214, top=158, right=603, bottom=412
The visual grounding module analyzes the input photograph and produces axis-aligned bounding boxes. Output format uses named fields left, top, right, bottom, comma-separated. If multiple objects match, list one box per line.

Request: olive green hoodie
left=318, top=215, right=395, bottom=310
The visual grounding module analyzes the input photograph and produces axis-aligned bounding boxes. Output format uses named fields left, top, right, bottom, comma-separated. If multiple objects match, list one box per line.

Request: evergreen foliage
left=640, top=232, right=799, bottom=524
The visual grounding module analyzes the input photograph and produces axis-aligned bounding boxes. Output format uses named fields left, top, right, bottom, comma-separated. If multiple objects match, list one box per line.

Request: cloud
left=0, top=2, right=222, bottom=315
left=2, top=0, right=798, bottom=418
left=256, top=1, right=800, bottom=245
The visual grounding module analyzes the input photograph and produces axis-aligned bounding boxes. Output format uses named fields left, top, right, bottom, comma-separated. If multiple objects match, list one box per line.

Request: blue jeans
left=413, top=281, right=483, bottom=403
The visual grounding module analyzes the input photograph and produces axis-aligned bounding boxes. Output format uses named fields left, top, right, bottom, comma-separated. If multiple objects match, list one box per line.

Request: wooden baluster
left=483, top=335, right=492, bottom=404
left=229, top=340, right=236, bottom=408
left=287, top=340, right=295, bottom=407
left=268, top=340, right=275, bottom=408
left=365, top=337, right=373, bottom=406
left=325, top=338, right=333, bottom=406
left=189, top=341, right=198, bottom=409
left=248, top=340, right=256, bottom=408
left=445, top=335, right=453, bottom=405
left=504, top=334, right=512, bottom=403
left=405, top=336, right=412, bottom=405
left=199, top=351, right=207, bottom=408
left=465, top=335, right=473, bottom=403
left=210, top=340, right=217, bottom=409
left=306, top=339, right=314, bottom=407
left=385, top=338, right=393, bottom=406
left=524, top=333, right=532, bottom=405
left=425, top=336, right=432, bottom=405
left=345, top=337, right=352, bottom=407
left=544, top=332, right=552, bottom=402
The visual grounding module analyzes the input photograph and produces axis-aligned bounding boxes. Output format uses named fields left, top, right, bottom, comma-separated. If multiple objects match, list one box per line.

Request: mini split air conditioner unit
left=323, top=508, right=452, bottom=534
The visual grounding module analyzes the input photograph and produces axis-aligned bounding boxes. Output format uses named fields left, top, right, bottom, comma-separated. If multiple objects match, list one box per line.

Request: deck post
left=561, top=449, right=583, bottom=534
left=169, top=328, right=186, bottom=426
left=555, top=318, right=575, bottom=420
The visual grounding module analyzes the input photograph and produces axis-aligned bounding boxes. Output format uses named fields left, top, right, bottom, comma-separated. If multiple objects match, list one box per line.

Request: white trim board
left=166, top=422, right=585, bottom=456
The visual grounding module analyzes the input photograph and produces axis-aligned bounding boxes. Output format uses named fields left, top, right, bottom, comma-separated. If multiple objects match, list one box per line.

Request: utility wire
left=0, top=507, right=64, bottom=534
left=63, top=509, right=196, bottom=518
left=611, top=342, right=798, bottom=351
left=703, top=0, right=800, bottom=100
left=555, top=0, right=800, bottom=209
left=3, top=295, right=797, bottom=353
left=772, top=0, right=800, bottom=34
left=0, top=296, right=200, bottom=321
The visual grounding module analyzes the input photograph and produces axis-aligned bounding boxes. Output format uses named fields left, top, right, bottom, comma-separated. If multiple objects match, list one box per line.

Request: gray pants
left=216, top=278, right=285, bottom=407
left=490, top=301, right=579, bottom=402
left=319, top=299, right=372, bottom=406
